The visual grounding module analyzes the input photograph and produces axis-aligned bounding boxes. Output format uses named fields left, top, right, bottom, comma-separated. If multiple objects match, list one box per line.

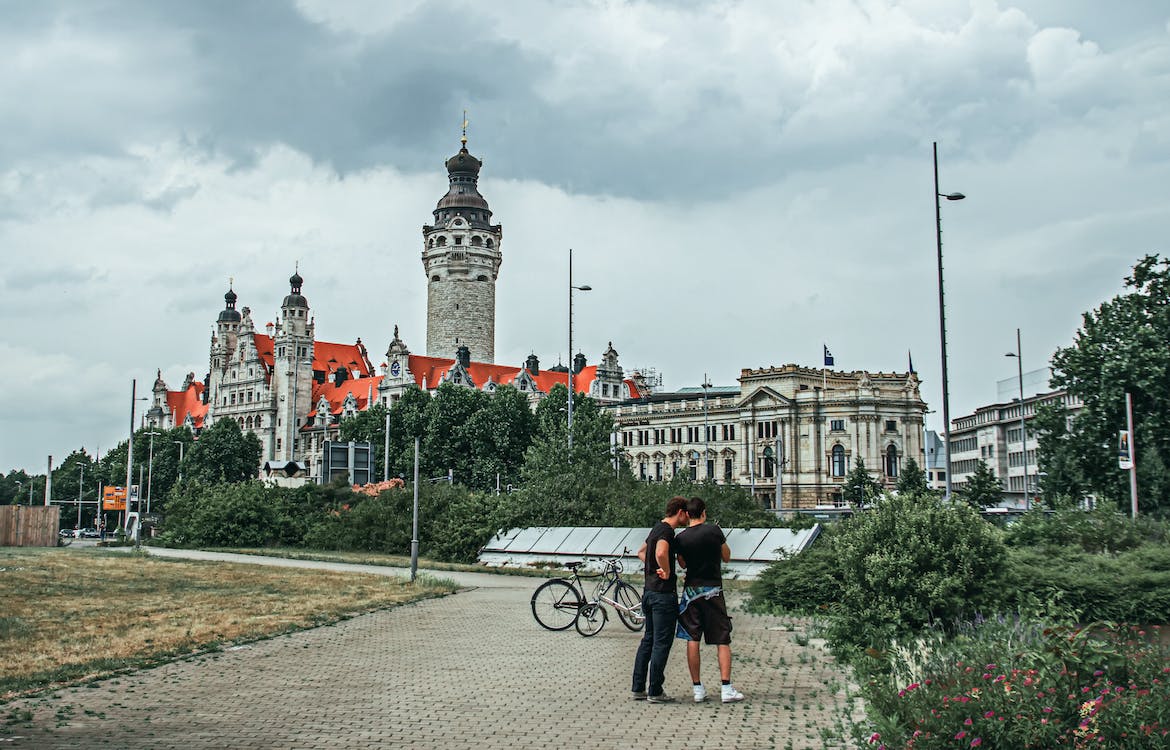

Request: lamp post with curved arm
left=567, top=248, right=591, bottom=454
left=934, top=141, right=966, bottom=502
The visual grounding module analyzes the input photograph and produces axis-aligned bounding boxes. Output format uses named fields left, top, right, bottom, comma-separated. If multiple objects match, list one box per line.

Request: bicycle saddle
left=565, top=561, right=584, bottom=569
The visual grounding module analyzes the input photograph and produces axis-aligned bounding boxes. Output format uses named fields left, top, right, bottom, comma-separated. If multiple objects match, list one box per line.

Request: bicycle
left=530, top=552, right=644, bottom=636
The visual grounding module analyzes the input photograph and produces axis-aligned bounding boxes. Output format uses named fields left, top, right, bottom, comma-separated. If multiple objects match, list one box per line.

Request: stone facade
left=609, top=364, right=927, bottom=510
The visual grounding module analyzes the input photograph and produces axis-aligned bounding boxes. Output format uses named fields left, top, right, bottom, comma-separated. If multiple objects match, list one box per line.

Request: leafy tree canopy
left=183, top=418, right=262, bottom=484
left=842, top=457, right=881, bottom=507
left=1047, top=254, right=1170, bottom=512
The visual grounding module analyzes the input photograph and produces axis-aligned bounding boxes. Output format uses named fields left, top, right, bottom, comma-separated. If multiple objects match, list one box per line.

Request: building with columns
left=144, top=137, right=647, bottom=480
left=609, top=364, right=928, bottom=509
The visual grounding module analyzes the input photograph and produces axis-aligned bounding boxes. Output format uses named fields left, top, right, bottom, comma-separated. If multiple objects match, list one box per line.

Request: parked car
left=59, top=528, right=77, bottom=539
left=78, top=528, right=100, bottom=539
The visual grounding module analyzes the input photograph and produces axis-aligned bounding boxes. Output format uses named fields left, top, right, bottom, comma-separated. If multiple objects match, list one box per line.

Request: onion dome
left=218, top=287, right=242, bottom=323
left=282, top=271, right=308, bottom=309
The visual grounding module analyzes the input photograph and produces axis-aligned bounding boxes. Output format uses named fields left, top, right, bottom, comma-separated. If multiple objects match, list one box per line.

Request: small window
left=477, top=275, right=488, bottom=282
left=437, top=237, right=447, bottom=247
left=470, top=236, right=482, bottom=247
left=885, top=419, right=897, bottom=432
left=830, top=419, right=845, bottom=432
left=486, top=238, right=494, bottom=248
left=431, top=275, right=440, bottom=282
left=454, top=236, right=462, bottom=245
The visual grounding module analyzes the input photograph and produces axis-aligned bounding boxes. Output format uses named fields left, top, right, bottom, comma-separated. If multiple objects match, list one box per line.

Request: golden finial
left=229, top=275, right=233, bottom=289
left=461, top=109, right=468, bottom=147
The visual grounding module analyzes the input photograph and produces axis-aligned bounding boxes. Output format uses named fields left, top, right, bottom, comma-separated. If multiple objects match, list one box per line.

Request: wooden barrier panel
left=0, top=505, right=60, bottom=547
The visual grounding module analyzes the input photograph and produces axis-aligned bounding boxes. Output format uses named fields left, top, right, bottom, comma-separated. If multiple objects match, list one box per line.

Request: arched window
left=256, top=415, right=263, bottom=428
left=477, top=275, right=488, bottom=282
left=885, top=444, right=899, bottom=477
left=437, top=236, right=447, bottom=247
left=238, top=417, right=244, bottom=428
left=762, top=446, right=774, bottom=479
left=246, top=416, right=253, bottom=429
left=431, top=275, right=440, bottom=282
left=470, top=236, right=482, bottom=247
left=485, top=238, right=494, bottom=248
left=428, top=238, right=435, bottom=248
left=831, top=444, right=846, bottom=477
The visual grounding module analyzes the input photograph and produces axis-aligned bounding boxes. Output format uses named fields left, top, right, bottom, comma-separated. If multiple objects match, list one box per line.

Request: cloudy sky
left=2, top=0, right=1168, bottom=474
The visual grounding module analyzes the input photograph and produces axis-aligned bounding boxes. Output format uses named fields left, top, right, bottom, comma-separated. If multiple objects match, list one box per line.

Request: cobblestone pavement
left=1, top=553, right=860, bottom=749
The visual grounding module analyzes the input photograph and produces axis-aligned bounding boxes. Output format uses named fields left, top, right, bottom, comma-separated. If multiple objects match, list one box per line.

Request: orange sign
left=102, top=486, right=127, bottom=511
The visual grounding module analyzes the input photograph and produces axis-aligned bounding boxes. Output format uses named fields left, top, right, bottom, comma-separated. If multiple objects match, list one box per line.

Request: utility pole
left=1126, top=392, right=1139, bottom=518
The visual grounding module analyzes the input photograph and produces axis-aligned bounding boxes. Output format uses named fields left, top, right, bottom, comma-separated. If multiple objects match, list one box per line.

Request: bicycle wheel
left=575, top=602, right=608, bottom=637
left=615, top=582, right=645, bottom=631
left=531, top=579, right=583, bottom=631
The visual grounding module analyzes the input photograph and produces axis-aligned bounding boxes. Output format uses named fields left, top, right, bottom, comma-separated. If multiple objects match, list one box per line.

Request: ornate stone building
left=145, top=137, right=645, bottom=481
left=610, top=364, right=928, bottom=509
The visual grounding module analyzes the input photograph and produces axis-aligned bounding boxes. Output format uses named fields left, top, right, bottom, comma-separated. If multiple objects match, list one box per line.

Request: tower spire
left=461, top=109, right=468, bottom=147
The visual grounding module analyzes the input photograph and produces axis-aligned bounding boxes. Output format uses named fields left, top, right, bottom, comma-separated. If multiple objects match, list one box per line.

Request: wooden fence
left=0, top=505, right=60, bottom=547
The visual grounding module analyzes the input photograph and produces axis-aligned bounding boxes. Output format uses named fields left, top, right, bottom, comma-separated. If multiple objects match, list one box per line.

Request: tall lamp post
left=124, top=380, right=149, bottom=531
left=567, top=248, right=591, bottom=453
left=701, top=374, right=712, bottom=481
left=1005, top=328, right=1029, bottom=511
left=933, top=141, right=965, bottom=501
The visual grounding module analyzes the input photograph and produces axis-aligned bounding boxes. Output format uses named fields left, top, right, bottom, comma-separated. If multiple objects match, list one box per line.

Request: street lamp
left=144, top=431, right=161, bottom=514
left=701, top=375, right=712, bottom=481
left=14, top=479, right=22, bottom=505
left=567, top=248, right=591, bottom=453
left=1005, top=328, right=1029, bottom=511
left=933, top=141, right=966, bottom=502
left=124, top=380, right=148, bottom=531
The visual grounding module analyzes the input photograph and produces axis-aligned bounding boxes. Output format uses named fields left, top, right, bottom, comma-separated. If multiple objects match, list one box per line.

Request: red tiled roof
left=307, top=375, right=385, bottom=419
left=250, top=333, right=372, bottom=380
left=166, top=382, right=208, bottom=429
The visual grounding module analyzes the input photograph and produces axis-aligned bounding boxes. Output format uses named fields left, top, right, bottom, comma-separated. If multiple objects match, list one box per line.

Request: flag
left=908, top=350, right=916, bottom=374
left=823, top=345, right=834, bottom=367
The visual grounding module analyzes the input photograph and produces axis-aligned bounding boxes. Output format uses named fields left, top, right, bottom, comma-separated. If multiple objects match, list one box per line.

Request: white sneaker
left=721, top=684, right=745, bottom=703
left=693, top=684, right=708, bottom=703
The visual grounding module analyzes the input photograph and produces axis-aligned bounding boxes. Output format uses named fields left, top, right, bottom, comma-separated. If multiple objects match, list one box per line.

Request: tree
left=1034, top=400, right=1086, bottom=506
left=0, top=469, right=34, bottom=505
left=422, top=383, right=490, bottom=485
left=1048, top=254, right=1170, bottom=512
left=464, top=384, right=535, bottom=491
left=183, top=418, right=262, bottom=484
left=842, top=457, right=881, bottom=507
left=895, top=456, right=932, bottom=497
left=961, top=460, right=1003, bottom=508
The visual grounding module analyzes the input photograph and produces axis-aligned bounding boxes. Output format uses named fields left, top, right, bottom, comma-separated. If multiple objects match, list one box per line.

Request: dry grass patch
left=0, top=547, right=455, bottom=701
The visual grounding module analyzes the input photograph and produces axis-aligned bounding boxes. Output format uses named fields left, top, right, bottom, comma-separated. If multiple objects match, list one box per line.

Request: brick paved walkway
left=1, top=553, right=859, bottom=749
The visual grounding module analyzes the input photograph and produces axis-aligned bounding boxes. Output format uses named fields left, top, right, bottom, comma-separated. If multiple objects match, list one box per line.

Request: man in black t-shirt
left=630, top=496, right=690, bottom=703
left=675, top=497, right=744, bottom=703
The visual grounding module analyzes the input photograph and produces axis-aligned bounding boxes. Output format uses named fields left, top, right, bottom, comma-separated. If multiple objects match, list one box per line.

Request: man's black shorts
left=679, top=592, right=732, bottom=645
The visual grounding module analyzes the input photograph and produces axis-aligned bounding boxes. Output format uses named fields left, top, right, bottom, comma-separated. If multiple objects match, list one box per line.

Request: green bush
left=1005, top=545, right=1170, bottom=623
left=748, top=537, right=842, bottom=615
left=826, top=492, right=1008, bottom=659
left=1004, top=505, right=1170, bottom=553
left=157, top=481, right=298, bottom=548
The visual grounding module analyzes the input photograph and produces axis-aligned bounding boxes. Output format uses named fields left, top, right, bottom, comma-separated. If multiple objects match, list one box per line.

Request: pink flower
left=984, top=711, right=995, bottom=718
left=955, top=731, right=967, bottom=740
left=964, top=719, right=973, bottom=726
left=868, top=733, right=880, bottom=744
left=971, top=739, right=982, bottom=748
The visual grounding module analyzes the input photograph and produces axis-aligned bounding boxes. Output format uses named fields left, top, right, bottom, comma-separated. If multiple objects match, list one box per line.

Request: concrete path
left=1, top=551, right=859, bottom=749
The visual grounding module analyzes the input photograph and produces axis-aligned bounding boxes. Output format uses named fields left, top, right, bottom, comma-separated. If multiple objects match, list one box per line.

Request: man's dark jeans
left=631, top=589, right=678, bottom=696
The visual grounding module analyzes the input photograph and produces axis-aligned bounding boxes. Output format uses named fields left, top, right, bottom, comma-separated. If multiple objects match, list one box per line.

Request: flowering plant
left=859, top=620, right=1170, bottom=749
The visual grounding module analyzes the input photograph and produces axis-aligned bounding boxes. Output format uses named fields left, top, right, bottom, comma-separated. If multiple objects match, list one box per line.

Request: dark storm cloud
left=12, top=0, right=1159, bottom=202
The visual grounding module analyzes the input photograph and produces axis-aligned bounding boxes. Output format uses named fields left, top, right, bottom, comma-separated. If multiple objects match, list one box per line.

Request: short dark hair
left=666, top=496, right=688, bottom=517
left=687, top=497, right=706, bottom=519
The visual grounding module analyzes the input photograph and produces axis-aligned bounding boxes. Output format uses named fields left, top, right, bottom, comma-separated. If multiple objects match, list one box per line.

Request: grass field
left=0, top=547, right=455, bottom=701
